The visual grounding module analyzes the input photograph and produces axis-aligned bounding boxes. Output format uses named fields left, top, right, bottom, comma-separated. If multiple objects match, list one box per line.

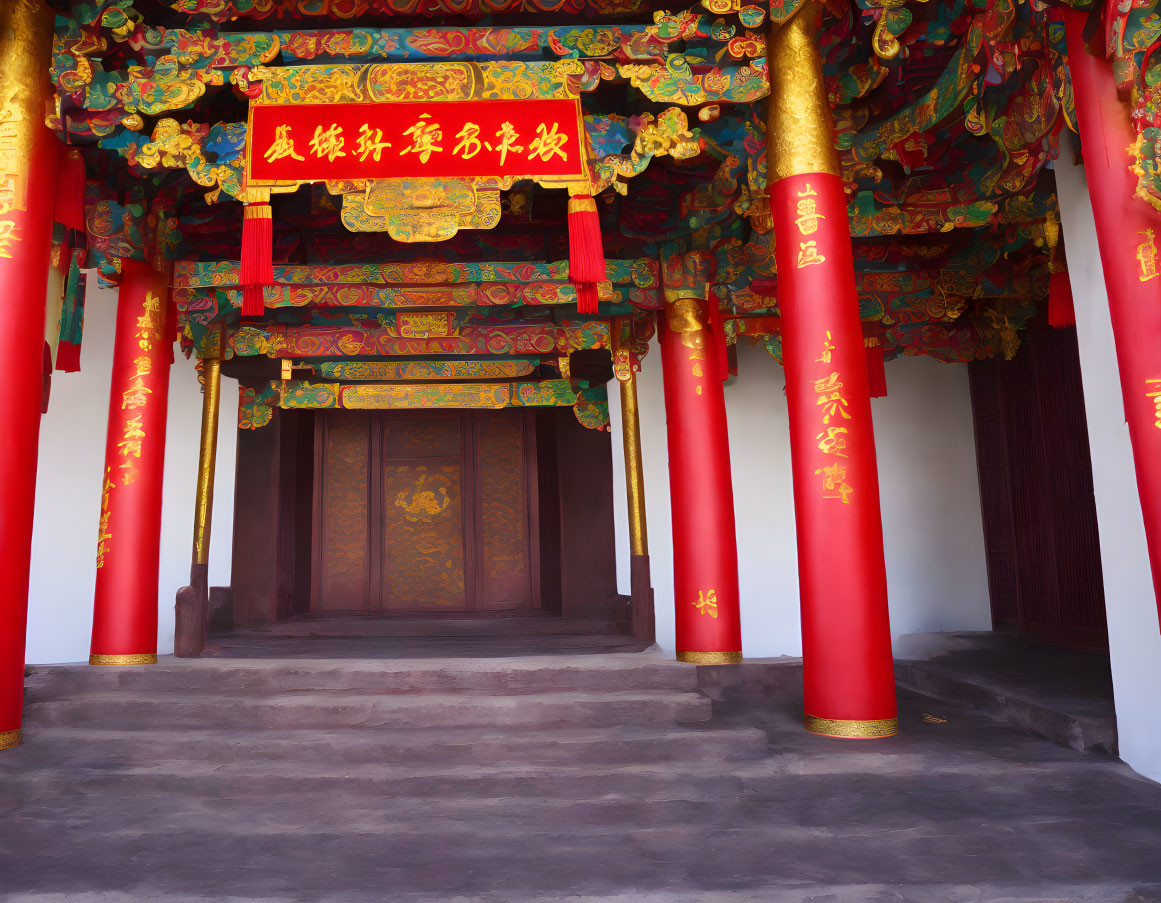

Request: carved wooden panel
left=316, top=412, right=370, bottom=611
left=381, top=456, right=467, bottom=610
left=385, top=417, right=461, bottom=459
left=476, top=410, right=531, bottom=609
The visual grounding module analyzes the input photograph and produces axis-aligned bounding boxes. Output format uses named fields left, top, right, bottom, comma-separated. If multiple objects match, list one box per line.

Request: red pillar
left=659, top=251, right=742, bottom=663
left=1064, top=12, right=1161, bottom=621
left=0, top=0, right=59, bottom=751
left=767, top=6, right=896, bottom=738
left=90, top=260, right=172, bottom=665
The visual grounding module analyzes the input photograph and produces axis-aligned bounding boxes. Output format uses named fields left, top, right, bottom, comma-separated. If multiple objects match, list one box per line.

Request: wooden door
left=312, top=409, right=537, bottom=614
left=968, top=320, right=1108, bottom=652
left=377, top=413, right=469, bottom=611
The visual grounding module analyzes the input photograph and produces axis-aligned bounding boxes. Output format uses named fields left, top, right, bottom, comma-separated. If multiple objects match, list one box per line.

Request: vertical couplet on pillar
left=90, top=259, right=173, bottom=666
left=1064, top=12, right=1161, bottom=622
left=767, top=4, right=897, bottom=737
left=659, top=252, right=742, bottom=663
left=0, top=0, right=60, bottom=751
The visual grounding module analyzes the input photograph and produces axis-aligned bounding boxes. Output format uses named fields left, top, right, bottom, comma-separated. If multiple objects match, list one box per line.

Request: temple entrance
left=313, top=409, right=537, bottom=614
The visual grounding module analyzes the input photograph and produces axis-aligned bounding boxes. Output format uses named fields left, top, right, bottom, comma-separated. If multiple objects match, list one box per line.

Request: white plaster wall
left=1057, top=151, right=1161, bottom=784
left=610, top=340, right=992, bottom=659
left=25, top=278, right=237, bottom=664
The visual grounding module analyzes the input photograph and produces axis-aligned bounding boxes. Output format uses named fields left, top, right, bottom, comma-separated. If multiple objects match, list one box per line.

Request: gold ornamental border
left=0, top=728, right=21, bottom=751
left=89, top=653, right=158, bottom=666
left=805, top=715, right=898, bottom=739
left=677, top=651, right=743, bottom=664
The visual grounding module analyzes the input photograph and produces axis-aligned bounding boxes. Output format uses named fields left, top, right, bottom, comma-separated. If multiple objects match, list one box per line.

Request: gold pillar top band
left=765, top=2, right=842, bottom=182
left=0, top=729, right=22, bottom=751
left=805, top=715, right=897, bottom=739
left=89, top=653, right=158, bottom=666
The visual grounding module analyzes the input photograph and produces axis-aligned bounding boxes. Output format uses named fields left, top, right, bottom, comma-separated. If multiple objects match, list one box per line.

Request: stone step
left=232, top=616, right=631, bottom=638
left=14, top=723, right=768, bottom=768
left=23, top=689, right=712, bottom=731
left=24, top=655, right=695, bottom=697
left=894, top=658, right=1118, bottom=756
left=2, top=759, right=757, bottom=803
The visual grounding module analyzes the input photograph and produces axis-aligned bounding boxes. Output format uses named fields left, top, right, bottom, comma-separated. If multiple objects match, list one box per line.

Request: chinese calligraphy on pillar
left=812, top=331, right=854, bottom=503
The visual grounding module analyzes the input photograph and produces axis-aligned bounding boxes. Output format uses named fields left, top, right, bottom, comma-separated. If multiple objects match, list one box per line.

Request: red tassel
left=1048, top=270, right=1075, bottom=328
left=568, top=194, right=604, bottom=315
left=54, top=149, right=86, bottom=231
left=705, top=289, right=729, bottom=382
left=56, top=341, right=81, bottom=373
left=865, top=340, right=887, bottom=398
left=240, top=203, right=273, bottom=318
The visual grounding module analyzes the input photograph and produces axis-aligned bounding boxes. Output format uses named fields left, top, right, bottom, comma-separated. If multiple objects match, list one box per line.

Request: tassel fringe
left=705, top=290, right=729, bottom=382
left=568, top=195, right=604, bottom=315
left=54, top=149, right=87, bottom=232
left=865, top=339, right=887, bottom=398
left=1048, top=271, right=1075, bottom=328
left=240, top=204, right=273, bottom=318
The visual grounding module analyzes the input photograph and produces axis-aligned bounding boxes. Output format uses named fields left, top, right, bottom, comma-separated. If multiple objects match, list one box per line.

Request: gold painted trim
left=805, top=715, right=897, bottom=739
left=192, top=333, right=223, bottom=566
left=619, top=372, right=648, bottom=557
left=89, top=653, right=157, bottom=666
left=0, top=729, right=22, bottom=751
left=765, top=2, right=841, bottom=182
left=678, top=651, right=743, bottom=664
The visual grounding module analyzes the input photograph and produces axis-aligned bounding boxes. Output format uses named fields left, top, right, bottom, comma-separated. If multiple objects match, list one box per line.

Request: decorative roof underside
left=49, top=0, right=1161, bottom=366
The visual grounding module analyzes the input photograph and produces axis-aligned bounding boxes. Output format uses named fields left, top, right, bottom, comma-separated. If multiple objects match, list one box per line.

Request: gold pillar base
left=805, top=715, right=898, bottom=739
left=0, top=729, right=21, bottom=750
left=89, top=653, right=158, bottom=666
left=677, top=651, right=743, bottom=664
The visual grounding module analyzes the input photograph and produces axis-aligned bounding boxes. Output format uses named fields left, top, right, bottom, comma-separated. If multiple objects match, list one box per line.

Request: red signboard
left=247, top=98, right=587, bottom=185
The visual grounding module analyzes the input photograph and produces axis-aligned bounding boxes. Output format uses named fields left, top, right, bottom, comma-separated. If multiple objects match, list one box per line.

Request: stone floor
left=895, top=633, right=1118, bottom=754
left=2, top=643, right=1160, bottom=902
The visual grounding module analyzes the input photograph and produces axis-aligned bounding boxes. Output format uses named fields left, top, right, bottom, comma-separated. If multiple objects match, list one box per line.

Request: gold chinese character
left=401, top=114, right=443, bottom=163
left=816, top=426, right=849, bottom=457
left=120, top=415, right=146, bottom=451
left=797, top=184, right=818, bottom=198
left=355, top=124, right=391, bottom=163
left=693, top=589, right=719, bottom=618
left=813, top=372, right=851, bottom=424
left=797, top=241, right=826, bottom=268
left=1138, top=229, right=1158, bottom=282
left=453, top=122, right=484, bottom=160
left=527, top=122, right=568, bottom=163
left=815, top=330, right=835, bottom=365
left=0, top=219, right=17, bottom=259
left=263, top=125, right=305, bottom=164
left=121, top=380, right=152, bottom=410
left=494, top=122, right=524, bottom=166
left=814, top=462, right=854, bottom=503
left=96, top=473, right=113, bottom=568
left=1148, top=378, right=1161, bottom=430
left=794, top=196, right=825, bottom=235
left=309, top=124, right=348, bottom=162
